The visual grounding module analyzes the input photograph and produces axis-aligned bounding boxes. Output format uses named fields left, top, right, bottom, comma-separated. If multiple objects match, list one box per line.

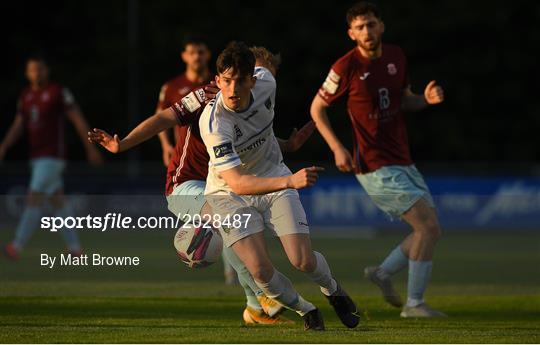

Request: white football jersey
left=199, top=66, right=292, bottom=195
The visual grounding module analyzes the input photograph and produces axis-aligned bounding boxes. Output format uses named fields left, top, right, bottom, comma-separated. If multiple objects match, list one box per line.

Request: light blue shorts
left=29, top=157, right=65, bottom=195
left=356, top=165, right=435, bottom=218
left=166, top=180, right=207, bottom=223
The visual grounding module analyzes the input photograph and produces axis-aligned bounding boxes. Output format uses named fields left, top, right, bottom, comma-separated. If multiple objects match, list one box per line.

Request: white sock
left=255, top=269, right=315, bottom=316
left=306, top=251, right=338, bottom=296
left=406, top=298, right=424, bottom=307
left=406, top=260, right=433, bottom=307
left=378, top=245, right=408, bottom=279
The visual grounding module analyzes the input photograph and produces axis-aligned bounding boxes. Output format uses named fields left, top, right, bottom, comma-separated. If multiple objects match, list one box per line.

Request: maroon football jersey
left=158, top=73, right=211, bottom=196
left=164, top=113, right=209, bottom=196
left=318, top=44, right=413, bottom=174
left=17, top=82, right=75, bottom=159
left=157, top=73, right=210, bottom=140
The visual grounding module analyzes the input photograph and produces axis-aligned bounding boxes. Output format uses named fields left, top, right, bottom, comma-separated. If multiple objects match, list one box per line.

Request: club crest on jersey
left=387, top=63, right=397, bottom=75
left=264, top=97, right=272, bottom=110
left=234, top=125, right=243, bottom=139
left=213, top=142, right=233, bottom=158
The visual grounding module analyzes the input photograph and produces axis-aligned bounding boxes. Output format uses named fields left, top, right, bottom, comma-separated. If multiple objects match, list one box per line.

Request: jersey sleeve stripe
left=213, top=156, right=241, bottom=167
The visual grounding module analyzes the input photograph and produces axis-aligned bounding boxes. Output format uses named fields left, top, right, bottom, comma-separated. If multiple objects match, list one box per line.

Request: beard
left=359, top=37, right=381, bottom=52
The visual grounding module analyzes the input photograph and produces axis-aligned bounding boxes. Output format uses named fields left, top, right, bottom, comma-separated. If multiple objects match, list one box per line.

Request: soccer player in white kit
left=199, top=41, right=360, bottom=331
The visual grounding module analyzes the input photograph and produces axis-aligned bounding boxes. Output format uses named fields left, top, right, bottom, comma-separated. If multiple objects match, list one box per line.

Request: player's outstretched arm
left=88, top=108, right=178, bottom=153
left=219, top=165, right=324, bottom=195
left=277, top=120, right=316, bottom=153
left=401, top=81, right=444, bottom=112
left=0, top=114, right=24, bottom=161
left=310, top=94, right=355, bottom=172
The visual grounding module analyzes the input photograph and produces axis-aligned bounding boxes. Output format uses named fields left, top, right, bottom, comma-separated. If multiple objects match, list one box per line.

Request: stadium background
left=1, top=1, right=539, bottom=343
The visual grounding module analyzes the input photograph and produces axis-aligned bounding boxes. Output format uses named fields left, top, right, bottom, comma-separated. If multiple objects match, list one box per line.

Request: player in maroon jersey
left=89, top=47, right=316, bottom=325
left=0, top=56, right=103, bottom=260
left=156, top=35, right=212, bottom=167
left=310, top=2, right=446, bottom=317
left=154, top=35, right=242, bottom=285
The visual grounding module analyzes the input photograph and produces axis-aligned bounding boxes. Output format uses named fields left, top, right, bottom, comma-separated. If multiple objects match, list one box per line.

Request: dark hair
left=216, top=41, right=255, bottom=77
left=182, top=34, right=208, bottom=51
left=250, top=46, right=281, bottom=73
left=346, top=1, right=381, bottom=25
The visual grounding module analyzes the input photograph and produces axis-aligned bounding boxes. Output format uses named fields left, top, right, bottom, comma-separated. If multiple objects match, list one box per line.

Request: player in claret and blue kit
left=0, top=56, right=103, bottom=260
left=311, top=2, right=446, bottom=317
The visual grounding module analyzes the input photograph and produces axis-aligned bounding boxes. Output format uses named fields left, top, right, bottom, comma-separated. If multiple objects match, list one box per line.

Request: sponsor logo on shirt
left=213, top=142, right=233, bottom=158
left=181, top=92, right=202, bottom=113
left=237, top=137, right=266, bottom=154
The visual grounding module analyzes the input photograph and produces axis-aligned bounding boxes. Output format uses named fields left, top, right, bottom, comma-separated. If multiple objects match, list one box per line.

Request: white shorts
left=29, top=157, right=65, bottom=195
left=356, top=164, right=435, bottom=218
left=166, top=180, right=207, bottom=223
left=207, top=189, right=310, bottom=247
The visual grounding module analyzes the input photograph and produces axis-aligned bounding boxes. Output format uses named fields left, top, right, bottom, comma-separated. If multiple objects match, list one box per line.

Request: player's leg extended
left=168, top=182, right=286, bottom=323
left=268, top=191, right=359, bottom=328
left=230, top=231, right=323, bottom=329
left=400, top=197, right=445, bottom=317
left=279, top=233, right=360, bottom=328
left=51, top=189, right=82, bottom=255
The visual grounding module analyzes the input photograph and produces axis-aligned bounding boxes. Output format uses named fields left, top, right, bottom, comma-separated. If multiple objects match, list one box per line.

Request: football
left=173, top=223, right=223, bottom=268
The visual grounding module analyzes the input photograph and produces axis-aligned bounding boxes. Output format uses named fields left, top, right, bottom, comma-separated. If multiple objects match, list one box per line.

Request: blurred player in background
left=154, top=35, right=240, bottom=284
left=89, top=46, right=315, bottom=325
left=310, top=2, right=446, bottom=317
left=0, top=55, right=103, bottom=260
left=199, top=41, right=359, bottom=331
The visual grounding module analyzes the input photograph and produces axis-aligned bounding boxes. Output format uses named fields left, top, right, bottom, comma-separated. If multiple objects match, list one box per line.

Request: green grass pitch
left=1, top=230, right=539, bottom=343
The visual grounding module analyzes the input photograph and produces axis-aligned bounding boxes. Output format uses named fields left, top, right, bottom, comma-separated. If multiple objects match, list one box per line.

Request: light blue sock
left=222, top=246, right=263, bottom=309
left=13, top=206, right=42, bottom=251
left=407, top=260, right=433, bottom=307
left=55, top=204, right=81, bottom=252
left=379, top=245, right=408, bottom=278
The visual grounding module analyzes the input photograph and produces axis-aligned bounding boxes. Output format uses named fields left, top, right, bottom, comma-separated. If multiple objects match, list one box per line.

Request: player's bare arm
left=156, top=108, right=175, bottom=167
left=277, top=120, right=316, bottom=152
left=66, top=106, right=103, bottom=165
left=310, top=94, right=355, bottom=172
left=88, top=108, right=177, bottom=154
left=0, top=113, right=24, bottom=161
left=219, top=165, right=324, bottom=195
left=401, top=81, right=444, bottom=112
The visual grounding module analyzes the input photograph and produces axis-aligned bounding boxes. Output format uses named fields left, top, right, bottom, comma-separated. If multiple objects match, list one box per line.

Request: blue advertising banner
left=300, top=176, right=540, bottom=230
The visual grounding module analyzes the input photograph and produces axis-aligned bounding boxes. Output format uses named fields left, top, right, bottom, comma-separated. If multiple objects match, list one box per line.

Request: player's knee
left=415, top=220, right=442, bottom=242
left=290, top=253, right=316, bottom=273
left=249, top=263, right=274, bottom=283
